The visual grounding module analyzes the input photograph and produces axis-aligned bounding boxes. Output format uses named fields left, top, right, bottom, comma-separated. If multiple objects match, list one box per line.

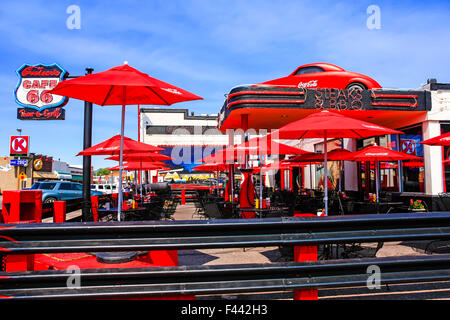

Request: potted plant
left=409, top=199, right=426, bottom=212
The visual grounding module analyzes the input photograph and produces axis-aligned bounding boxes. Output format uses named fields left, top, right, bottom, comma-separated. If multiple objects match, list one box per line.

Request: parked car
left=91, top=183, right=119, bottom=194
left=29, top=181, right=104, bottom=203
left=258, top=63, right=381, bottom=91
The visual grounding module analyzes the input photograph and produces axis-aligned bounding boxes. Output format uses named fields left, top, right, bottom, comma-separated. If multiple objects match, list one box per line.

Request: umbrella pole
left=260, top=155, right=264, bottom=209
left=140, top=160, right=143, bottom=199
left=309, top=161, right=313, bottom=192
left=376, top=161, right=380, bottom=213
left=324, top=130, right=328, bottom=216
left=135, top=170, right=138, bottom=195
left=118, top=104, right=126, bottom=221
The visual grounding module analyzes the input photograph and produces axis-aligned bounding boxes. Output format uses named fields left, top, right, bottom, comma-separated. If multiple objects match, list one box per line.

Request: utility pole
left=82, top=67, right=94, bottom=221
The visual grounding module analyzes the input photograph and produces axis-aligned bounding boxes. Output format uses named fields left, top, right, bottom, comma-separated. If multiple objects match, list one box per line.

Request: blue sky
left=0, top=0, right=449, bottom=169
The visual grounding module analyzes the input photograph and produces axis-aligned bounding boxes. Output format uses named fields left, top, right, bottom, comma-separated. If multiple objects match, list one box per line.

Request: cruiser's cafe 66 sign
left=14, top=63, right=68, bottom=120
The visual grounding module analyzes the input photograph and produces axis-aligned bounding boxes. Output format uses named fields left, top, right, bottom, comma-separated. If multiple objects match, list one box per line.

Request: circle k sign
left=10, top=136, right=30, bottom=156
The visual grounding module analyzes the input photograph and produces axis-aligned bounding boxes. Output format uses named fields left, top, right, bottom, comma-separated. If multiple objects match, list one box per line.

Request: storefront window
left=357, top=126, right=425, bottom=195
left=399, top=125, right=424, bottom=192
left=380, top=134, right=400, bottom=192
left=357, top=134, right=402, bottom=197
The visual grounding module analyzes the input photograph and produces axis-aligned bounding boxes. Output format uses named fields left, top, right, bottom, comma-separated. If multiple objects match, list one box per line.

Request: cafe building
left=217, top=79, right=450, bottom=209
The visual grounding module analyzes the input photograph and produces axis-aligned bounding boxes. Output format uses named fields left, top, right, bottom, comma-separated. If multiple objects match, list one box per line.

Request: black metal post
left=82, top=67, right=94, bottom=221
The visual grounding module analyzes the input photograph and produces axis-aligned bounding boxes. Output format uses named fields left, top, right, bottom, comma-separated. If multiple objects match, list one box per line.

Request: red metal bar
left=91, top=196, right=99, bottom=222
left=181, top=189, right=186, bottom=205
left=293, top=213, right=318, bottom=300
left=1, top=190, right=41, bottom=272
left=227, top=99, right=305, bottom=109
left=371, top=102, right=418, bottom=107
left=227, top=90, right=306, bottom=101
left=53, top=201, right=66, bottom=223
left=371, top=94, right=418, bottom=99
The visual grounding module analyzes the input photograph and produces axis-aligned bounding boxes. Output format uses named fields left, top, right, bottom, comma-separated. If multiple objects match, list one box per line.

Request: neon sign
left=15, top=63, right=68, bottom=120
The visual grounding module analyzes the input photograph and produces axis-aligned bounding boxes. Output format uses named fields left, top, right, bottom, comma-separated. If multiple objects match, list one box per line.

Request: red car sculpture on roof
left=258, top=63, right=381, bottom=91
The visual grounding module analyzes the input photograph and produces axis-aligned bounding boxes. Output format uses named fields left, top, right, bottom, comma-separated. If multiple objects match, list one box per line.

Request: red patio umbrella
left=288, top=148, right=354, bottom=162
left=351, top=145, right=421, bottom=162
left=50, top=63, right=202, bottom=220
left=77, top=135, right=163, bottom=156
left=351, top=145, right=420, bottom=202
left=202, top=136, right=308, bottom=164
left=107, top=152, right=171, bottom=183
left=105, top=152, right=172, bottom=162
left=421, top=132, right=450, bottom=146
left=193, top=163, right=229, bottom=172
left=201, top=135, right=307, bottom=209
left=252, top=160, right=305, bottom=172
left=109, top=162, right=169, bottom=171
left=270, top=110, right=403, bottom=215
left=286, top=148, right=354, bottom=193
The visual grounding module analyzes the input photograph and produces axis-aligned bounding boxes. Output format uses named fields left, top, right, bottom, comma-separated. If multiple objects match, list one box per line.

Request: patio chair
left=192, top=198, right=208, bottom=219
left=161, top=199, right=177, bottom=220
left=438, top=192, right=450, bottom=211
left=203, top=202, right=224, bottom=219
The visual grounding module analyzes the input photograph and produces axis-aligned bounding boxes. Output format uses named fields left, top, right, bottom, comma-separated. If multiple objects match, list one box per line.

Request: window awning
left=33, top=171, right=58, bottom=179
left=56, top=171, right=72, bottom=180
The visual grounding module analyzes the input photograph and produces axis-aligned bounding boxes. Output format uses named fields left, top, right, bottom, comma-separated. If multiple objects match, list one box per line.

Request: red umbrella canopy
left=49, top=64, right=203, bottom=106
left=202, top=136, right=308, bottom=164
left=109, top=161, right=169, bottom=171
left=193, top=163, right=229, bottom=172
left=77, top=135, right=162, bottom=156
left=105, top=152, right=172, bottom=162
left=270, top=110, right=403, bottom=139
left=421, top=132, right=450, bottom=146
left=253, top=160, right=304, bottom=173
left=350, top=145, right=421, bottom=162
left=288, top=148, right=354, bottom=163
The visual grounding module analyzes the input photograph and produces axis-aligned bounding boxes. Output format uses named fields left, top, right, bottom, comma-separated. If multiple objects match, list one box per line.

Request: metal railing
left=1, top=212, right=450, bottom=299
left=1, top=212, right=450, bottom=254
left=1, top=255, right=450, bottom=299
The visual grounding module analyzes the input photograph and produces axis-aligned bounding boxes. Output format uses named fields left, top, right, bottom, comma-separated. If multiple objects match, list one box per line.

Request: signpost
left=10, top=159, right=28, bottom=166
left=10, top=136, right=29, bottom=156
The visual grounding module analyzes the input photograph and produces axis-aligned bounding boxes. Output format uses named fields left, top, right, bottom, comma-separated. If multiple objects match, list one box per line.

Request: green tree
left=96, top=168, right=111, bottom=176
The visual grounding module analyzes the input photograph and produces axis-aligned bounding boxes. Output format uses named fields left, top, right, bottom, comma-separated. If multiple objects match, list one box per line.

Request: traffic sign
left=19, top=172, right=27, bottom=181
left=10, top=159, right=28, bottom=166
left=10, top=136, right=29, bottom=156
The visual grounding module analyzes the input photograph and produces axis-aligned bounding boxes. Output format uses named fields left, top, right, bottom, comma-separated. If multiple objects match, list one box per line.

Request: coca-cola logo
left=298, top=80, right=318, bottom=88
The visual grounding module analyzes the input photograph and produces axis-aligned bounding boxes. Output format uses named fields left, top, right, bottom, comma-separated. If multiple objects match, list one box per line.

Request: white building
left=140, top=108, right=238, bottom=181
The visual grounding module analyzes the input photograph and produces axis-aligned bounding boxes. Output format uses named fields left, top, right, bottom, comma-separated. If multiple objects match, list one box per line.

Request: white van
left=91, top=183, right=118, bottom=194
